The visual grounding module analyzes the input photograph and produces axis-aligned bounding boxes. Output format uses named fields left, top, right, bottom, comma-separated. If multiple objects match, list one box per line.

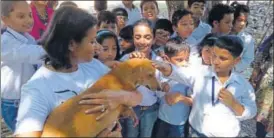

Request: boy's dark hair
left=1, top=1, right=23, bottom=16
left=119, top=25, right=135, bottom=56
left=133, top=19, right=153, bottom=36
left=197, top=33, right=218, bottom=57
left=230, top=2, right=250, bottom=26
left=59, top=1, right=78, bottom=7
left=140, top=0, right=159, bottom=11
left=94, top=0, right=107, bottom=12
left=172, top=9, right=193, bottom=27
left=154, top=19, right=174, bottom=36
left=187, top=0, right=206, bottom=8
left=39, top=6, right=97, bottom=70
left=119, top=25, right=133, bottom=41
left=112, top=7, right=128, bottom=18
left=164, top=37, right=190, bottom=58
left=214, top=35, right=243, bottom=58
left=96, top=30, right=121, bottom=60
left=207, top=3, right=235, bottom=27
left=97, top=10, right=116, bottom=27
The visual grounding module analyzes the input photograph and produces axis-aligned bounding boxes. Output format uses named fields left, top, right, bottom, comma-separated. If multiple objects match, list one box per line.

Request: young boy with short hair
left=112, top=7, right=128, bottom=34
left=1, top=0, right=45, bottom=132
left=97, top=10, right=118, bottom=35
left=208, top=3, right=235, bottom=35
left=153, top=35, right=257, bottom=137
left=187, top=0, right=212, bottom=44
left=152, top=19, right=174, bottom=56
left=152, top=38, right=191, bottom=137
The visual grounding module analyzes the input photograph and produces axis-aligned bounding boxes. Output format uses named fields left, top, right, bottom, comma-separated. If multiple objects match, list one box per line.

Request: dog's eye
left=148, top=73, right=154, bottom=77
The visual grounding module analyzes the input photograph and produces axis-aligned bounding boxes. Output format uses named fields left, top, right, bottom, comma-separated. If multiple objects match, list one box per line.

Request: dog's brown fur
left=41, top=58, right=160, bottom=137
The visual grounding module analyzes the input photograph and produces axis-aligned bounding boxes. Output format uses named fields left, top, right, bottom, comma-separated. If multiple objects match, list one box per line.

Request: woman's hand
left=96, top=121, right=122, bottom=137
left=129, top=51, right=146, bottom=59
left=79, top=89, right=142, bottom=120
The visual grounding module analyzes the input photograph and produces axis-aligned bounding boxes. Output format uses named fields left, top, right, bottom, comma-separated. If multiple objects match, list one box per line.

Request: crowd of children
left=1, top=0, right=272, bottom=137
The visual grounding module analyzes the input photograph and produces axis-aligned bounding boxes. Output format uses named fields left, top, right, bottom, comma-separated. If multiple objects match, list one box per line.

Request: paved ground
left=1, top=119, right=13, bottom=137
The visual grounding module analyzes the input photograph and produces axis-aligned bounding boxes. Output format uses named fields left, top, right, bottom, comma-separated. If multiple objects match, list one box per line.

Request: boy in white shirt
left=152, top=35, right=257, bottom=137
left=1, top=1, right=45, bottom=132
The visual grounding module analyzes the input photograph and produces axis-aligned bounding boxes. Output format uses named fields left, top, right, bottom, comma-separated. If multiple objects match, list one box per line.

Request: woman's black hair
left=39, top=6, right=97, bottom=70
left=154, top=19, right=174, bottom=36
left=133, top=19, right=154, bottom=36
left=96, top=30, right=121, bottom=60
left=197, top=33, right=218, bottom=57
left=230, top=1, right=250, bottom=26
left=214, top=35, right=244, bottom=58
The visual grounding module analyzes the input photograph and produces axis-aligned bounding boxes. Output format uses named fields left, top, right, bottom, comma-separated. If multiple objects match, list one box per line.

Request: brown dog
left=41, top=58, right=160, bottom=137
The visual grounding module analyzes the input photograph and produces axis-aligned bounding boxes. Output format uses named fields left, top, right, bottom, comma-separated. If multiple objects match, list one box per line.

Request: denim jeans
left=152, top=118, right=185, bottom=137
left=121, top=103, right=159, bottom=137
left=1, top=99, right=20, bottom=132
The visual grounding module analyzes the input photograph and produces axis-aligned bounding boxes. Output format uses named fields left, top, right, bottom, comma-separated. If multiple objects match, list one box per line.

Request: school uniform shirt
left=188, top=21, right=212, bottom=45
left=235, top=31, right=255, bottom=76
left=118, top=3, right=142, bottom=25
left=120, top=51, right=166, bottom=106
left=1, top=27, right=46, bottom=100
left=158, top=79, right=191, bottom=125
left=14, top=59, right=110, bottom=135
left=166, top=65, right=257, bottom=137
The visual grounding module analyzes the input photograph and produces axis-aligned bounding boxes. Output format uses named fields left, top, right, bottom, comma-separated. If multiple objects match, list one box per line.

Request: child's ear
left=234, top=56, right=241, bottom=65
left=172, top=25, right=177, bottom=33
left=1, top=16, right=8, bottom=25
left=213, top=20, right=219, bottom=28
left=68, top=40, right=77, bottom=52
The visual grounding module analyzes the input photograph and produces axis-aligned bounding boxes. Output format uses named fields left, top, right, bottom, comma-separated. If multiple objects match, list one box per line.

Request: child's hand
left=165, top=92, right=182, bottom=106
left=218, top=88, right=236, bottom=108
left=151, top=60, right=172, bottom=76
left=161, top=82, right=170, bottom=92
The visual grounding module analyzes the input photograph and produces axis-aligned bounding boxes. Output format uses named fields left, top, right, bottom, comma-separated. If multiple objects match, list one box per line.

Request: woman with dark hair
left=230, top=2, right=255, bottom=78
left=29, top=1, right=54, bottom=40
left=14, top=6, right=142, bottom=137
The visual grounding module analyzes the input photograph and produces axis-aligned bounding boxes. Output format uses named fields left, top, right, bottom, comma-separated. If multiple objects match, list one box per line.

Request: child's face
left=133, top=25, right=154, bottom=54
left=155, top=29, right=170, bottom=46
left=98, top=37, right=117, bottom=62
left=120, top=38, right=133, bottom=51
left=232, top=12, right=248, bottom=33
left=116, top=16, right=128, bottom=30
left=174, top=14, right=194, bottom=39
left=98, top=22, right=118, bottom=35
left=170, top=50, right=190, bottom=66
left=214, top=13, right=234, bottom=35
left=201, top=46, right=212, bottom=65
left=211, top=46, right=240, bottom=74
left=189, top=2, right=205, bottom=20
left=122, top=0, right=133, bottom=7
left=142, top=2, right=159, bottom=22
left=2, top=1, right=34, bottom=33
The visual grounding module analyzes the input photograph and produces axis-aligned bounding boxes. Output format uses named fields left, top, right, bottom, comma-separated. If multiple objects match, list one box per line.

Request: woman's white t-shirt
left=14, top=59, right=110, bottom=135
